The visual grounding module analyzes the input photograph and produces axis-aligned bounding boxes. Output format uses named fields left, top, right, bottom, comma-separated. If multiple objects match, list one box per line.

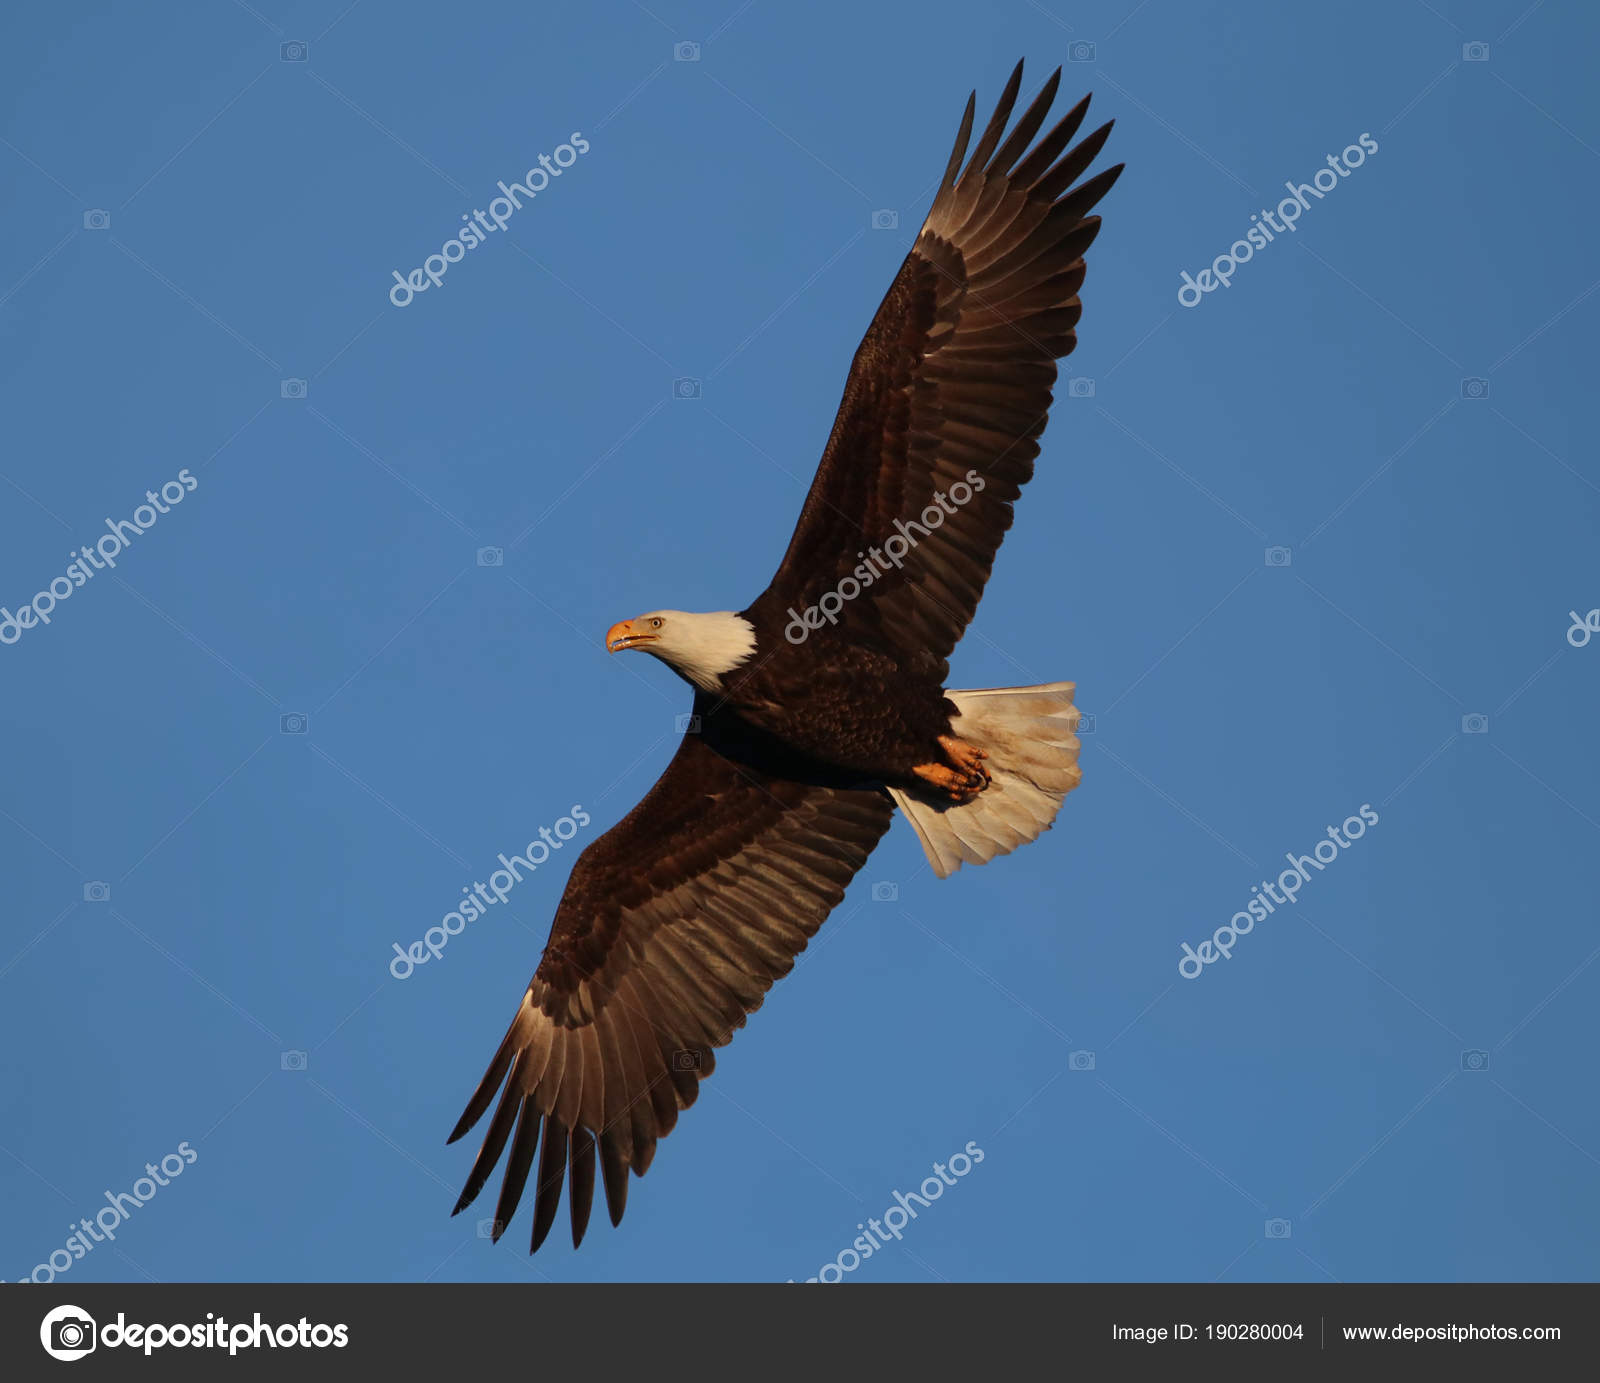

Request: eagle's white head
left=605, top=610, right=757, bottom=693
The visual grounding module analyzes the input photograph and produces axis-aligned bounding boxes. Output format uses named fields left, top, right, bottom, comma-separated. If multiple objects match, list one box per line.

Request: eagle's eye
left=651, top=618, right=663, bottom=630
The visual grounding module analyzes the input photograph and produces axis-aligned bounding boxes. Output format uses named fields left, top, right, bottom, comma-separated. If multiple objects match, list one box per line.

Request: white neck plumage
left=650, top=610, right=757, bottom=692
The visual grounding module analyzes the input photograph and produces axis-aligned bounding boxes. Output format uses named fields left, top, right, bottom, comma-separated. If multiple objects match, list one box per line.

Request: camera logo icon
left=280, top=378, right=307, bottom=400
left=281, top=40, right=308, bottom=61
left=671, top=1048, right=703, bottom=1072
left=674, top=41, right=700, bottom=62
left=675, top=713, right=701, bottom=734
left=281, top=1049, right=308, bottom=1071
left=477, top=546, right=504, bottom=567
left=1068, top=1049, right=1096, bottom=1071
left=673, top=377, right=701, bottom=400
left=1461, top=377, right=1490, bottom=400
left=83, top=209, right=110, bottom=231
left=1462, top=41, right=1489, bottom=62
left=870, top=881, right=898, bottom=902
left=870, top=209, right=899, bottom=231
left=1074, top=712, right=1096, bottom=734
left=1068, top=40, right=1096, bottom=62
left=1461, top=1049, right=1490, bottom=1072
left=41, top=1305, right=97, bottom=1361
left=1265, top=545, right=1292, bottom=567
left=1067, top=376, right=1095, bottom=398
left=83, top=881, right=110, bottom=902
left=1265, top=1217, right=1292, bottom=1239
left=1461, top=713, right=1489, bottom=735
left=280, top=712, right=308, bottom=735
left=477, top=1217, right=503, bottom=1239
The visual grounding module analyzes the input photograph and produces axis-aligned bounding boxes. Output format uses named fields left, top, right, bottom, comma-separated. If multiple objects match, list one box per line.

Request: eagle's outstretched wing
left=449, top=716, right=892, bottom=1250
left=750, top=61, right=1121, bottom=677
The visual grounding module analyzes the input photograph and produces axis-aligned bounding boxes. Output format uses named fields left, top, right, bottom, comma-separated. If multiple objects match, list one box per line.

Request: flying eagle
left=449, top=60, right=1121, bottom=1253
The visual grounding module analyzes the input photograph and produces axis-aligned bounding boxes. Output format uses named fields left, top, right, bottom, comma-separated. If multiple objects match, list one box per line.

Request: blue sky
left=3, top=0, right=1597, bottom=1284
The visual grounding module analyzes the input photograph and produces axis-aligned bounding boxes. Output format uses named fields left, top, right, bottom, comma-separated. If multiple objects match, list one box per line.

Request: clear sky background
left=3, top=0, right=1597, bottom=1285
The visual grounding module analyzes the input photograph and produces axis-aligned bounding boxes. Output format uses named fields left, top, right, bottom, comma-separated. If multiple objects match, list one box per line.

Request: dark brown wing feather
left=750, top=61, right=1122, bottom=670
left=449, top=722, right=893, bottom=1251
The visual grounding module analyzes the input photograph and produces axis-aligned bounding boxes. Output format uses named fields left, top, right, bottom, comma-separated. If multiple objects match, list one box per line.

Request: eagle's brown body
left=717, top=632, right=955, bottom=785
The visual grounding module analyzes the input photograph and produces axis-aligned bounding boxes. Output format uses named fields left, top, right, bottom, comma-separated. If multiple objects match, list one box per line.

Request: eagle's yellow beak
left=606, top=619, right=657, bottom=654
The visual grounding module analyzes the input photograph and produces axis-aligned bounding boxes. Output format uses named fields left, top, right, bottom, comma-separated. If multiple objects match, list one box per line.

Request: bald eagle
left=449, top=60, right=1122, bottom=1252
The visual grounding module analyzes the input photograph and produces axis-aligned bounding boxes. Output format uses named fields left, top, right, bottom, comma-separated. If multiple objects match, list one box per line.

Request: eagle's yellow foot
left=915, top=734, right=990, bottom=804
left=913, top=762, right=983, bottom=803
left=937, top=734, right=990, bottom=790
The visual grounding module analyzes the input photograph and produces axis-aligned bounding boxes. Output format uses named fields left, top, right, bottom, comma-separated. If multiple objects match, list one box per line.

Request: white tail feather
left=888, top=682, right=1082, bottom=879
